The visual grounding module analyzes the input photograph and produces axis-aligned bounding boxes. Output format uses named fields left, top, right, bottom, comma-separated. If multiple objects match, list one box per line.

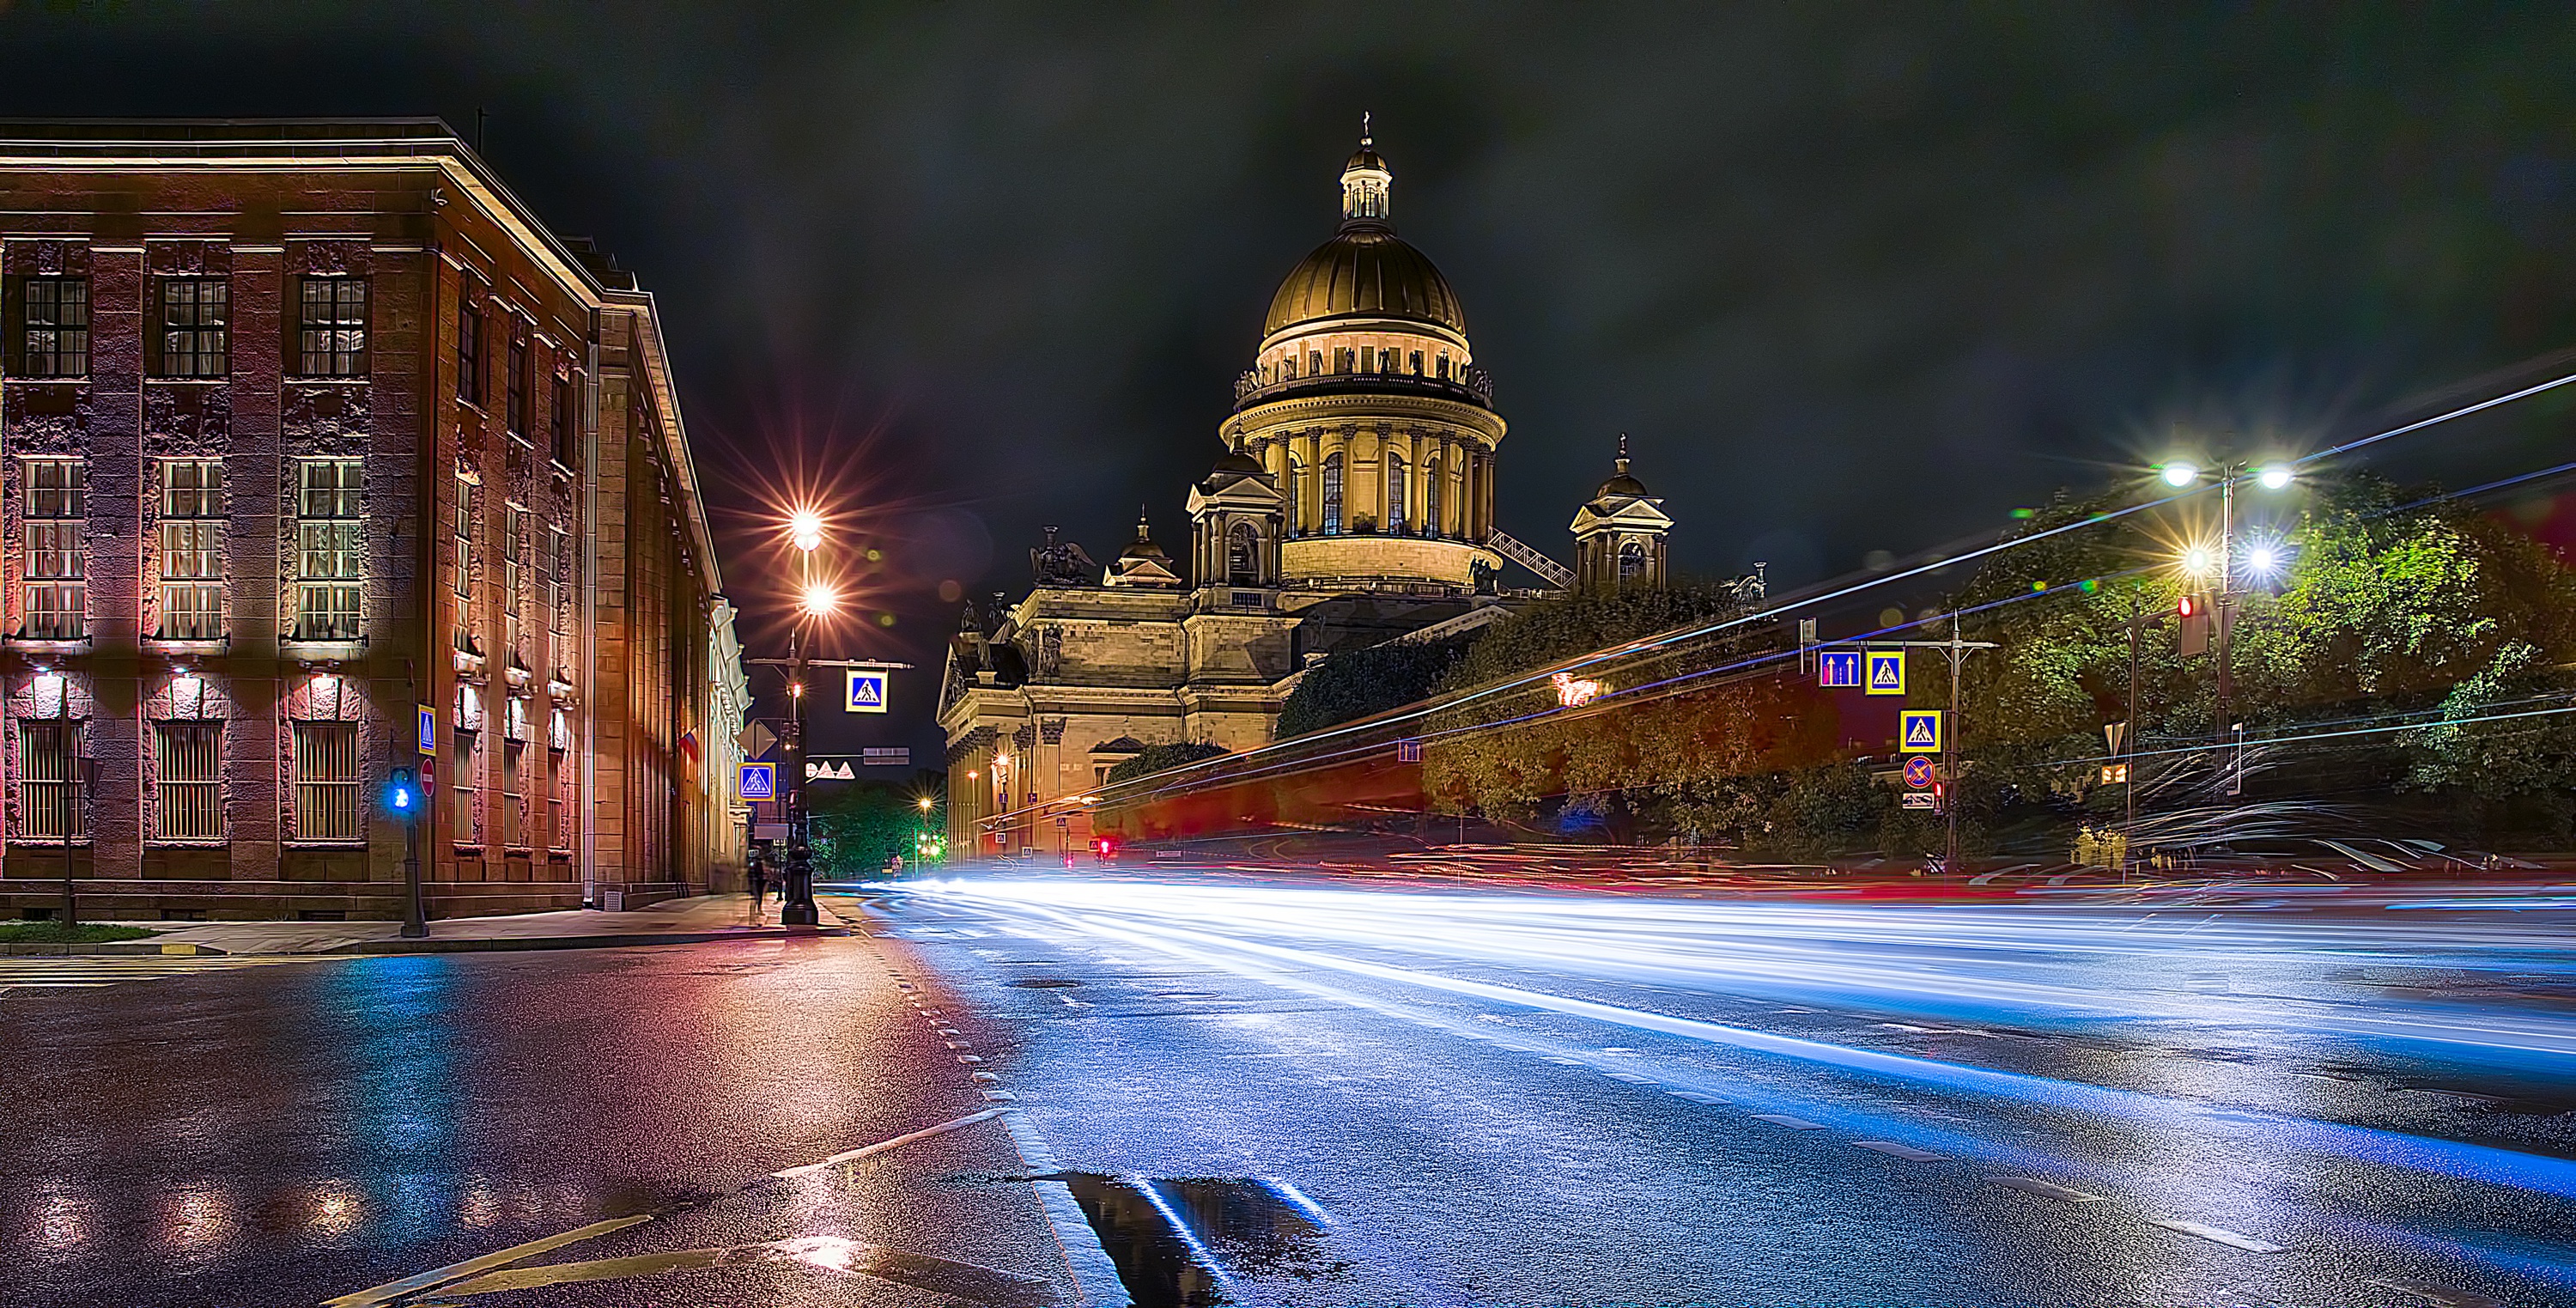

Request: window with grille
left=1227, top=521, right=1259, bottom=586
left=1321, top=453, right=1345, bottom=536
left=23, top=459, right=85, bottom=639
left=154, top=721, right=222, bottom=841
left=458, top=301, right=483, bottom=406
left=1619, top=539, right=1649, bottom=582
left=1425, top=459, right=1444, bottom=538
left=550, top=794, right=569, bottom=850
left=16, top=717, right=82, bottom=840
left=502, top=743, right=526, bottom=849
left=453, top=479, right=472, bottom=599
left=453, top=736, right=477, bottom=845
left=296, top=277, right=368, bottom=376
left=158, top=278, right=229, bottom=377
left=507, top=337, right=529, bottom=438
left=1387, top=453, right=1407, bottom=532
left=292, top=459, right=362, bottom=641
left=22, top=277, right=89, bottom=377
left=157, top=459, right=224, bottom=640
left=503, top=504, right=526, bottom=619
left=291, top=721, right=360, bottom=842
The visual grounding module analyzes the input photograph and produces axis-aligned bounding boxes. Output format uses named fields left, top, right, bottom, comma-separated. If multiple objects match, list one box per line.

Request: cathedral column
left=1479, top=448, right=1497, bottom=539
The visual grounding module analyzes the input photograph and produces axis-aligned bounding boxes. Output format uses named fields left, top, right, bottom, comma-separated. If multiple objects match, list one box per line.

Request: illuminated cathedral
left=940, top=129, right=1674, bottom=854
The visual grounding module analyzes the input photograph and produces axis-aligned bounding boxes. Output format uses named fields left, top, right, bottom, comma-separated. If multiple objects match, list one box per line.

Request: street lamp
left=2159, top=453, right=2298, bottom=792
left=779, top=512, right=832, bottom=927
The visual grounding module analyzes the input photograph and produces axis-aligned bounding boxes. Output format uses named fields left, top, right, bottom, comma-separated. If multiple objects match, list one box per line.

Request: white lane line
left=957, top=1054, right=985, bottom=1063
left=1751, top=1114, right=1827, bottom=1130
left=2148, top=1218, right=2287, bottom=1253
left=1853, top=1141, right=1947, bottom=1161
left=1605, top=1071, right=1657, bottom=1084
left=1669, top=1090, right=1733, bottom=1104
left=772, top=1108, right=1006, bottom=1179
left=1990, top=1177, right=2103, bottom=1202
left=321, top=1214, right=653, bottom=1307
left=995, top=1110, right=1133, bottom=1308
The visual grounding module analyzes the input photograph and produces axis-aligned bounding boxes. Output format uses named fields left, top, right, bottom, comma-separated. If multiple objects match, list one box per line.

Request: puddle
left=1056, top=1173, right=1344, bottom=1306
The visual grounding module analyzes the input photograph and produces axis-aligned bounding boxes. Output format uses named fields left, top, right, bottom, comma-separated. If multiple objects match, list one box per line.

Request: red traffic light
left=2177, top=593, right=2197, bottom=618
left=1092, top=836, right=1119, bottom=859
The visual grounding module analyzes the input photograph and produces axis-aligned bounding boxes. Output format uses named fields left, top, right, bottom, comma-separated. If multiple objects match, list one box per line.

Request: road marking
left=2148, top=1218, right=2286, bottom=1253
left=321, top=1214, right=654, bottom=1307
left=1989, top=1177, right=2102, bottom=1202
left=2371, top=1278, right=2504, bottom=1308
left=1605, top=1071, right=1657, bottom=1084
left=772, top=1107, right=1007, bottom=1178
left=1669, top=1090, right=1733, bottom=1104
left=1751, top=1114, right=1827, bottom=1129
left=0, top=954, right=331, bottom=999
left=1853, top=1141, right=1947, bottom=1161
left=958, top=1054, right=985, bottom=1063
left=437, top=1237, right=1058, bottom=1305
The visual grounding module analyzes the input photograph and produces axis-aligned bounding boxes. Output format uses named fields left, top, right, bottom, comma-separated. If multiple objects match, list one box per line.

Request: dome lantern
left=1341, top=113, right=1392, bottom=227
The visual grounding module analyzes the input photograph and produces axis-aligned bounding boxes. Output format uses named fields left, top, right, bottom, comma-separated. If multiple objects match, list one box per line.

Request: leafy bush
left=1275, top=639, right=1467, bottom=738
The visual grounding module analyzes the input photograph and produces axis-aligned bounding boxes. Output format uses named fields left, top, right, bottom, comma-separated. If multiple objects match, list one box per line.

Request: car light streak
left=899, top=879, right=2576, bottom=1201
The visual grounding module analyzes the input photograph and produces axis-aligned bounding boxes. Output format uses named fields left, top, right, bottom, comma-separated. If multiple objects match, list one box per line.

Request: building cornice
left=1224, top=389, right=1506, bottom=447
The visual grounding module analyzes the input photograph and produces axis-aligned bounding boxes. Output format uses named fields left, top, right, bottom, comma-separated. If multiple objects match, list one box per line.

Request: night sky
left=8, top=3, right=2576, bottom=763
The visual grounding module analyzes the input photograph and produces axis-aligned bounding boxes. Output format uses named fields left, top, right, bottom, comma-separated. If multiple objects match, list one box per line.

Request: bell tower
left=1571, top=435, right=1673, bottom=593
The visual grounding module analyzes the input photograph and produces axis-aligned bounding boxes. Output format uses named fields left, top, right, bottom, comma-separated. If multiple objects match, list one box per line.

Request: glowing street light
left=800, top=582, right=840, bottom=617
left=2257, top=464, right=2295, bottom=491
left=917, top=796, right=933, bottom=812
left=2159, top=460, right=2200, bottom=489
left=788, top=508, right=825, bottom=554
left=2242, top=540, right=2286, bottom=581
left=2179, top=544, right=2218, bottom=579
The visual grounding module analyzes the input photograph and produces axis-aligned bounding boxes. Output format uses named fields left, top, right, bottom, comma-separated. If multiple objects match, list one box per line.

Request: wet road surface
left=1, top=931, right=1109, bottom=1307
left=862, top=874, right=2576, bottom=1307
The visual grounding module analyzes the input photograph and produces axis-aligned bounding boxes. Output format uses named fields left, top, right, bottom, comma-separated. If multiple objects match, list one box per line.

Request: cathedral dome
left=1263, top=228, right=1466, bottom=337
left=1595, top=435, right=1649, bottom=498
left=1261, top=125, right=1466, bottom=338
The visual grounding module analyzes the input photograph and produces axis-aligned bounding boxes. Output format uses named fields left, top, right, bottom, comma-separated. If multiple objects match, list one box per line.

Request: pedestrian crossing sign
left=738, top=762, right=777, bottom=801
left=417, top=704, right=436, bottom=756
left=1901, top=710, right=1942, bottom=752
left=1866, top=649, right=1906, bottom=696
left=845, top=669, right=889, bottom=714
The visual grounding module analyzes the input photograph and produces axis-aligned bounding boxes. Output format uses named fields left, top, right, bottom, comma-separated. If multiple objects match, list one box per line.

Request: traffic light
left=385, top=768, right=421, bottom=818
left=2178, top=593, right=2211, bottom=656
left=1092, top=836, right=1119, bottom=859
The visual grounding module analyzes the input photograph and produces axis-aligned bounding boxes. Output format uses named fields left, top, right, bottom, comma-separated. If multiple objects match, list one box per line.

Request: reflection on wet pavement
left=1060, top=1172, right=1343, bottom=1306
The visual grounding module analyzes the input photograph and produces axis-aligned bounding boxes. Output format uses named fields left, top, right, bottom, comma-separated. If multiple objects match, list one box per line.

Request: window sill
left=146, top=637, right=230, bottom=654
left=282, top=638, right=366, bottom=659
left=8, top=637, right=92, bottom=654
left=147, top=839, right=229, bottom=849
left=283, top=840, right=364, bottom=850
left=145, top=376, right=229, bottom=386
left=288, top=376, right=370, bottom=385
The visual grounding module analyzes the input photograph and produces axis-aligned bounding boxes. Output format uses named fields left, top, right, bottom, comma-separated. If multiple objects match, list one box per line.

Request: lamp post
left=2160, top=457, right=2295, bottom=797
left=781, top=513, right=832, bottom=926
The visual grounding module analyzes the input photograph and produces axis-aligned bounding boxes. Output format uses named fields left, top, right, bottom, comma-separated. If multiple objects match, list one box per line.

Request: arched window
left=1228, top=521, right=1260, bottom=586
left=1285, top=459, right=1304, bottom=535
left=1425, top=458, right=1443, bottom=538
left=1321, top=452, right=1345, bottom=535
left=1619, top=539, right=1649, bottom=583
left=1386, top=453, right=1407, bottom=532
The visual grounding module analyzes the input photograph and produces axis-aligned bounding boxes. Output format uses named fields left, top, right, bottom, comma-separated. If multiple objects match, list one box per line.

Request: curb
left=3, top=926, right=848, bottom=957
left=324, top=926, right=853, bottom=955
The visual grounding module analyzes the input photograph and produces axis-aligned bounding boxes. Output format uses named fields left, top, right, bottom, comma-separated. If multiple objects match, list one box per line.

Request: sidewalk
left=4, top=894, right=851, bottom=957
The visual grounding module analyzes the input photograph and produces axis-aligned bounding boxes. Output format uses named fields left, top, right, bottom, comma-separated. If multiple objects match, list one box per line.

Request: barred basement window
left=293, top=459, right=362, bottom=642
left=291, top=721, right=360, bottom=842
left=17, top=717, right=82, bottom=840
left=296, top=277, right=368, bottom=377
left=154, top=721, right=222, bottom=840
left=23, top=277, right=89, bottom=377
left=24, top=459, right=86, bottom=640
left=158, top=278, right=229, bottom=377
left=158, top=459, right=224, bottom=640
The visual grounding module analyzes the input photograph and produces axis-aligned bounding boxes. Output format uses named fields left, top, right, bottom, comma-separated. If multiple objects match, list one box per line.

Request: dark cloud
left=9, top=3, right=2576, bottom=761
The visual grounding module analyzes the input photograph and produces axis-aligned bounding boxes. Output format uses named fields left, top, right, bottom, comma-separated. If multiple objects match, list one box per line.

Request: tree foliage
left=1275, top=638, right=1466, bottom=738
left=806, top=771, right=946, bottom=875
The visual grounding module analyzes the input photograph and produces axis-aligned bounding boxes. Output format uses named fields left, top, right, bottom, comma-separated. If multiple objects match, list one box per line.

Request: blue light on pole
left=386, top=768, right=421, bottom=816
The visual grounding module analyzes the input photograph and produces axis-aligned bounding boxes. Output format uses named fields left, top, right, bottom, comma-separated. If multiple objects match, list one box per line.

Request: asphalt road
left=0, top=929, right=1108, bottom=1308
left=857, top=872, right=2576, bottom=1308
left=11, top=876, right=2576, bottom=1307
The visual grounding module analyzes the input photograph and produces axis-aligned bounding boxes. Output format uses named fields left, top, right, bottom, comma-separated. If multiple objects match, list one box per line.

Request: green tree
left=807, top=771, right=946, bottom=876
left=1276, top=638, right=1466, bottom=738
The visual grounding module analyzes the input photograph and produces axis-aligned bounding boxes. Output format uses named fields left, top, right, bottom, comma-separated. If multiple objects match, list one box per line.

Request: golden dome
left=1261, top=130, right=1466, bottom=338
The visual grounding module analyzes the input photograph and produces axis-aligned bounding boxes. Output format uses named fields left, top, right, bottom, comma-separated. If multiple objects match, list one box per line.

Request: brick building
left=0, top=119, right=744, bottom=920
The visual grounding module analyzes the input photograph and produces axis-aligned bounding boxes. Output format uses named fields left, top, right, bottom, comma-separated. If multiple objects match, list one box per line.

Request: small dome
left=1212, top=448, right=1265, bottom=476
left=1596, top=435, right=1649, bottom=497
left=1345, top=143, right=1388, bottom=175
left=1264, top=228, right=1466, bottom=337
left=1119, top=510, right=1169, bottom=561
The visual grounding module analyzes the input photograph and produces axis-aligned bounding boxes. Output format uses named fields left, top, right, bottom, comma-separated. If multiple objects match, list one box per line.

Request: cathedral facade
left=939, top=133, right=1672, bottom=855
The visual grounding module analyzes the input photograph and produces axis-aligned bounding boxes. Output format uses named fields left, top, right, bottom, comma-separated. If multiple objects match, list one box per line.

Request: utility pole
left=781, top=619, right=817, bottom=926
left=1858, top=629, right=1997, bottom=875
left=58, top=682, right=76, bottom=928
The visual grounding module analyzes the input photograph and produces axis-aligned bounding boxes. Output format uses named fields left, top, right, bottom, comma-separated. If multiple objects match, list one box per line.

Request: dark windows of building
left=291, top=721, right=361, bottom=843
left=292, top=459, right=363, bottom=642
left=157, top=459, right=223, bottom=640
left=549, top=707, right=572, bottom=850
left=157, top=278, right=229, bottom=377
left=153, top=721, right=222, bottom=841
left=1227, top=521, right=1260, bottom=586
left=1619, top=539, right=1649, bottom=583
left=453, top=704, right=479, bottom=845
left=551, top=372, right=580, bottom=467
left=1321, top=452, right=1345, bottom=535
left=1387, top=453, right=1408, bottom=533
left=17, top=716, right=82, bottom=839
left=296, top=277, right=368, bottom=376
left=549, top=525, right=572, bottom=639
left=502, top=503, right=526, bottom=661
left=458, top=301, right=483, bottom=406
left=507, top=336, right=529, bottom=438
left=1285, top=459, right=1303, bottom=537
left=21, top=277, right=89, bottom=378
left=24, top=459, right=86, bottom=640
left=1425, top=457, right=1443, bottom=538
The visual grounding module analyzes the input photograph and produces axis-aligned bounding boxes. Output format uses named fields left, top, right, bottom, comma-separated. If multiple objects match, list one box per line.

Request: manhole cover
left=1012, top=978, right=1084, bottom=989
